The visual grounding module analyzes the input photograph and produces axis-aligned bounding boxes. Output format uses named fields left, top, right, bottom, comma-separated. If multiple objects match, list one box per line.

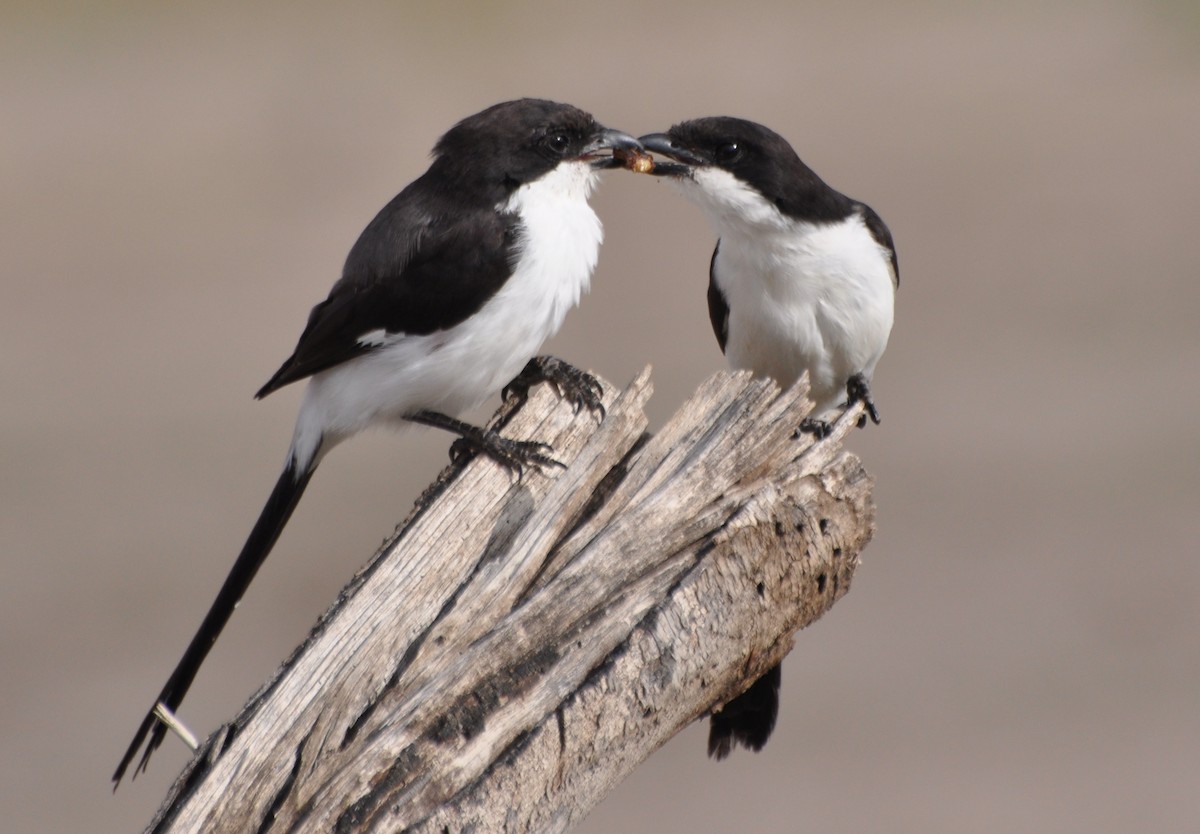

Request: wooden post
left=144, top=367, right=875, bottom=833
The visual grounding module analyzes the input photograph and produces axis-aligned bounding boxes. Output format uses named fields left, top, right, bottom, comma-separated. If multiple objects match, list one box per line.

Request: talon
left=501, top=376, right=532, bottom=405
left=448, top=437, right=476, bottom=464
left=514, top=442, right=564, bottom=472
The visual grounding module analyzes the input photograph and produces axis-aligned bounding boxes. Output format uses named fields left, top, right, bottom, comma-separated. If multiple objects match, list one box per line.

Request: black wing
left=857, top=202, right=898, bottom=289
left=706, top=240, right=730, bottom=354
left=257, top=189, right=518, bottom=399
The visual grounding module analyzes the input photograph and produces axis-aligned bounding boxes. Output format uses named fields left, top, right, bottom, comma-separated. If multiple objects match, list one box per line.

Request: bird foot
left=846, top=373, right=881, bottom=426
left=408, top=409, right=563, bottom=476
left=503, top=355, right=605, bottom=419
left=448, top=432, right=562, bottom=476
left=796, top=418, right=833, bottom=439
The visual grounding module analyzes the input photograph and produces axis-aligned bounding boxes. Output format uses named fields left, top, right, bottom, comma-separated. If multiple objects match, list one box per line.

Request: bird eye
left=541, top=132, right=572, bottom=156
left=715, top=142, right=742, bottom=163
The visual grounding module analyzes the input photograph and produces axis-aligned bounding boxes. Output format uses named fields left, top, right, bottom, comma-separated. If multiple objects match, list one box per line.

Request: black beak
left=581, top=128, right=644, bottom=169
left=637, top=133, right=704, bottom=176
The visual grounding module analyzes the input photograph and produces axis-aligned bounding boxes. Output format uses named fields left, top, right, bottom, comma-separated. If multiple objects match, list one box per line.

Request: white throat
left=500, top=159, right=604, bottom=332
left=676, top=167, right=792, bottom=234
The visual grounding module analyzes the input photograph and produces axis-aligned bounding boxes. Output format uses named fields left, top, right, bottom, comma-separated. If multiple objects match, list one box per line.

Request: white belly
left=716, top=217, right=894, bottom=415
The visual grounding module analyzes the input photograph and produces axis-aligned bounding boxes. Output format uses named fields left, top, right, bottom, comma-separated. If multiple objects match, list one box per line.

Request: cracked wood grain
left=143, top=367, right=876, bottom=834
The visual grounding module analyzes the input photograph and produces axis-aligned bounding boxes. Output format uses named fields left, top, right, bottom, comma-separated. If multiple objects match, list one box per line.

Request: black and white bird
left=639, top=117, right=897, bottom=759
left=113, top=99, right=641, bottom=785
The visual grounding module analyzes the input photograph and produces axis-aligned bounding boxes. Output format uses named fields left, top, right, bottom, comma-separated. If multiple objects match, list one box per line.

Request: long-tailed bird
left=114, top=98, right=641, bottom=785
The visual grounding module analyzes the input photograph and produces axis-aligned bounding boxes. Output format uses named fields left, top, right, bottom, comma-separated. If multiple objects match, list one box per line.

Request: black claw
left=501, top=372, right=533, bottom=404
left=448, top=437, right=475, bottom=464
left=504, top=356, right=605, bottom=419
left=846, top=373, right=881, bottom=426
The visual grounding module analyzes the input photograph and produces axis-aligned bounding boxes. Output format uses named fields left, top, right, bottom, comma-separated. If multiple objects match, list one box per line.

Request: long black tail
left=708, top=662, right=782, bottom=760
left=113, top=456, right=316, bottom=787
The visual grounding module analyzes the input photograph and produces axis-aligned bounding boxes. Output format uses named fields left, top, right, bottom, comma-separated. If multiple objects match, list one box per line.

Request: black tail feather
left=708, top=663, right=782, bottom=760
left=113, top=456, right=316, bottom=787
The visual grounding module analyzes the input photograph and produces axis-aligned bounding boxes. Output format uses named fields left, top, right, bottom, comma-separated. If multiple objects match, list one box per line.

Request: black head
left=640, top=116, right=850, bottom=222
left=428, top=98, right=640, bottom=202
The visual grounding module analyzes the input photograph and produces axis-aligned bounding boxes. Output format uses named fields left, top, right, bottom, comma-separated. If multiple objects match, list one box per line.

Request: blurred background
left=4, top=1, right=1199, bottom=831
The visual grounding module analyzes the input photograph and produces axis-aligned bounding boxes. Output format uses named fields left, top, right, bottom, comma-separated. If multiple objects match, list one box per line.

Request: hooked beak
left=580, top=128, right=644, bottom=169
left=638, top=133, right=704, bottom=176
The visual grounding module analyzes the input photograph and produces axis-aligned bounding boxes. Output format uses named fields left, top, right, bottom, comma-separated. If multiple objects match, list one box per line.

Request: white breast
left=678, top=167, right=894, bottom=415
left=290, top=161, right=603, bottom=470
left=716, top=216, right=894, bottom=414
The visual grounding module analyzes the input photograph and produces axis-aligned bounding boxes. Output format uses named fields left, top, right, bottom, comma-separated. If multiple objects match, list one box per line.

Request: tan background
left=4, top=2, right=1199, bottom=831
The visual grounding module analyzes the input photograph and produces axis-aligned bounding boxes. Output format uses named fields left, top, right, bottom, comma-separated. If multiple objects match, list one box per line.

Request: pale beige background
left=4, top=2, right=1199, bottom=832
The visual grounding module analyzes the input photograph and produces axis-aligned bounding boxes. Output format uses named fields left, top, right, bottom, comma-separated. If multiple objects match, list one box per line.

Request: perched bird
left=114, top=99, right=641, bottom=785
left=639, top=117, right=897, bottom=758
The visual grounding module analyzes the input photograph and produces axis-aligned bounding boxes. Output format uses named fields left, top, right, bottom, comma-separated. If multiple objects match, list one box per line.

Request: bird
left=113, top=98, right=642, bottom=786
left=639, top=116, right=897, bottom=759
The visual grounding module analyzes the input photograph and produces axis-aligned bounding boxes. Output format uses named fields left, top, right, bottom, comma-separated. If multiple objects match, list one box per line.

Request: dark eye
left=715, top=142, right=742, bottom=163
left=541, top=132, right=571, bottom=156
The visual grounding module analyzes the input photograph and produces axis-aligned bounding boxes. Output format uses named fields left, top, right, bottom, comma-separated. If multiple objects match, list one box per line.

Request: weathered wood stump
left=145, top=367, right=875, bottom=833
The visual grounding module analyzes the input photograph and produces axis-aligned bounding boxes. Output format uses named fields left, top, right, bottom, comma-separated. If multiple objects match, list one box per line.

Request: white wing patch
left=356, top=328, right=404, bottom=348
